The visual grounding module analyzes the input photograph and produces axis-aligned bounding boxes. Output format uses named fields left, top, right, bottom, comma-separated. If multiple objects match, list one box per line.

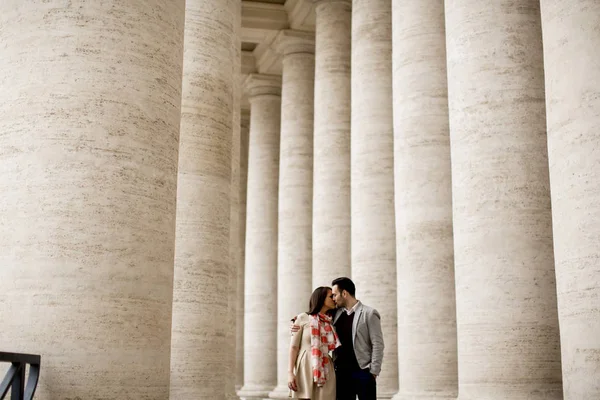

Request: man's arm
left=367, top=308, right=384, bottom=376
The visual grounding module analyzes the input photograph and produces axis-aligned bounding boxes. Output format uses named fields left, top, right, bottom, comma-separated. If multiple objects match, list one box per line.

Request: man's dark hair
left=331, top=277, right=356, bottom=297
left=308, top=286, right=332, bottom=315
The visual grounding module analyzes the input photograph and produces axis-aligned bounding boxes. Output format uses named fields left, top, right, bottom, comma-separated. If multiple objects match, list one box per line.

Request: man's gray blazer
left=332, top=301, right=385, bottom=376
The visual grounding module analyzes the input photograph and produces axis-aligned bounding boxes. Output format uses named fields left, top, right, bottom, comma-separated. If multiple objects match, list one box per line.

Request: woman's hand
left=287, top=372, right=298, bottom=392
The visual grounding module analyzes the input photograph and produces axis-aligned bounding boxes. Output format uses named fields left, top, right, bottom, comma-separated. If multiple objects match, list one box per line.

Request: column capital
left=243, top=73, right=282, bottom=99
left=274, top=29, right=315, bottom=56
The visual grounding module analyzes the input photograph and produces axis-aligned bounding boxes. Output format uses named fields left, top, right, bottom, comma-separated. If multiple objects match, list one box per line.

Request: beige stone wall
left=0, top=1, right=185, bottom=399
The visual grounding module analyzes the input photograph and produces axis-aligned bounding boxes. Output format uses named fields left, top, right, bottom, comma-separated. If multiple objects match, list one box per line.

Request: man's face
left=332, top=285, right=345, bottom=308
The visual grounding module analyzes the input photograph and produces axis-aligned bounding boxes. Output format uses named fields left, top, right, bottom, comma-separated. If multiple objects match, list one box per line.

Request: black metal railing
left=0, top=352, right=40, bottom=400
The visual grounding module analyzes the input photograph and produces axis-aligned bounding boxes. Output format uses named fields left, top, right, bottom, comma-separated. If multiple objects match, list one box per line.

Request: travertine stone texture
left=391, top=1, right=458, bottom=399
left=351, top=0, right=398, bottom=397
left=239, top=74, right=282, bottom=400
left=269, top=30, right=315, bottom=400
left=445, top=1, right=562, bottom=399
left=540, top=1, right=600, bottom=398
left=227, top=3, right=242, bottom=399
left=169, top=1, right=236, bottom=399
left=0, top=1, right=184, bottom=399
left=312, top=0, right=352, bottom=287
left=236, top=108, right=251, bottom=392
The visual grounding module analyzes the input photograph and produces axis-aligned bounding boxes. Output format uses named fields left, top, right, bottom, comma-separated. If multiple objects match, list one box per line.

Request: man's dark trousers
left=335, top=366, right=376, bottom=400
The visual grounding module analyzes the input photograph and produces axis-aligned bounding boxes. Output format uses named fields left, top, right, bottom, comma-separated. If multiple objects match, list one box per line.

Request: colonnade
left=0, top=1, right=598, bottom=400
left=240, top=1, right=600, bottom=399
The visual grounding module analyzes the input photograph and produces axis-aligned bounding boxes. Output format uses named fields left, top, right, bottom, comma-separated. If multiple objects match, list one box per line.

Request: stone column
left=238, top=74, right=282, bottom=400
left=269, top=30, right=315, bottom=399
left=236, top=108, right=251, bottom=392
left=0, top=1, right=184, bottom=399
left=312, top=0, right=352, bottom=287
left=540, top=1, right=600, bottom=398
left=226, top=2, right=242, bottom=399
left=445, top=1, right=562, bottom=399
left=351, top=0, right=398, bottom=397
left=169, top=0, right=237, bottom=398
left=391, top=1, right=458, bottom=399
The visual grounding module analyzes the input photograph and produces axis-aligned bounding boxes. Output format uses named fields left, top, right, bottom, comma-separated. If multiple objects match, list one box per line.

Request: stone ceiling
left=241, top=0, right=316, bottom=106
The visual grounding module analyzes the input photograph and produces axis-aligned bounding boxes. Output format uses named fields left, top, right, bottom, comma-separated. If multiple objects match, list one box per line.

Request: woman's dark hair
left=308, top=286, right=332, bottom=315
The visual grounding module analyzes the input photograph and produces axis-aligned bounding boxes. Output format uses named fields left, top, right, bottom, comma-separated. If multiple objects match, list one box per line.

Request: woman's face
left=323, top=289, right=336, bottom=311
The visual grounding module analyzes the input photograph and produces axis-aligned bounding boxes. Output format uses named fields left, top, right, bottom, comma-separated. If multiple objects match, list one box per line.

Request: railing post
left=9, top=364, right=24, bottom=400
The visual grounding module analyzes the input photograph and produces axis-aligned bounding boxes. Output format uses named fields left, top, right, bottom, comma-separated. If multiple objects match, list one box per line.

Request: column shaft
left=391, top=1, right=458, bottom=398
left=0, top=1, right=185, bottom=398
left=540, top=1, right=600, bottom=398
left=227, top=2, right=242, bottom=399
left=238, top=74, right=282, bottom=400
left=169, top=0, right=237, bottom=398
left=445, top=0, right=562, bottom=398
left=270, top=30, right=315, bottom=399
left=312, top=0, right=352, bottom=287
left=236, top=108, right=251, bottom=392
left=351, top=0, right=398, bottom=397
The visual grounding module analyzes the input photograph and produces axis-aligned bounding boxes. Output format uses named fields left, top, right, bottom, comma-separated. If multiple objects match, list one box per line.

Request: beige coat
left=290, top=313, right=336, bottom=400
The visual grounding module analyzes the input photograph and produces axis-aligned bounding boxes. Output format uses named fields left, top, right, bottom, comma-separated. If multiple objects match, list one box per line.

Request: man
left=291, top=277, right=384, bottom=400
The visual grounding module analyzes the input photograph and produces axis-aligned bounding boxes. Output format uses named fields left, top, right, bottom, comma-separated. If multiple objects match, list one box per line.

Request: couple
left=287, top=277, right=384, bottom=400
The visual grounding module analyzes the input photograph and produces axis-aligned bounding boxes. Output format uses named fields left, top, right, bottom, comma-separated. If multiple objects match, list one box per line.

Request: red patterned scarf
left=309, top=313, right=341, bottom=387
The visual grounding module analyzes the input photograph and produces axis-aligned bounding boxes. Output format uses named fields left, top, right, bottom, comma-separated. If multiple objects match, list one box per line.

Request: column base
left=377, top=390, right=396, bottom=399
left=268, top=385, right=291, bottom=399
left=391, top=392, right=458, bottom=400
left=238, top=384, right=275, bottom=400
left=455, top=386, right=562, bottom=400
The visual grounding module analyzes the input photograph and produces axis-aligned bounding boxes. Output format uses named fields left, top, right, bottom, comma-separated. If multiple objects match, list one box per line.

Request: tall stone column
left=269, top=30, right=315, bottom=399
left=351, top=0, right=398, bottom=397
left=238, top=74, right=282, bottom=400
left=391, top=1, right=458, bottom=399
left=445, top=1, right=562, bottom=399
left=236, top=108, right=251, bottom=392
left=312, top=0, right=352, bottom=287
left=169, top=1, right=237, bottom=399
left=227, top=2, right=242, bottom=399
left=540, top=1, right=600, bottom=398
left=0, top=1, right=184, bottom=399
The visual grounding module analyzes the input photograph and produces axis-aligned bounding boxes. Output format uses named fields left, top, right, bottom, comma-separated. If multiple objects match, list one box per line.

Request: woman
left=288, top=286, right=340, bottom=399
